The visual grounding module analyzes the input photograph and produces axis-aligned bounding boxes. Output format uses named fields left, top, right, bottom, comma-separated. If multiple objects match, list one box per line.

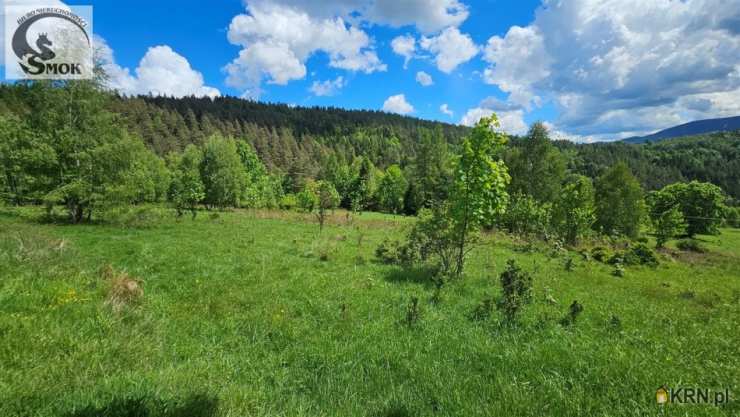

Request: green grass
left=1, top=207, right=738, bottom=417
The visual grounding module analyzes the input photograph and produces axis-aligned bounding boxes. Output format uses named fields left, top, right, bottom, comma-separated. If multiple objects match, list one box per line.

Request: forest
left=1, top=80, right=738, bottom=225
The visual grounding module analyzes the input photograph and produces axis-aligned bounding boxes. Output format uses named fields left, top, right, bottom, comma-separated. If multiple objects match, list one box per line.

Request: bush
left=609, top=243, right=659, bottom=267
left=500, top=194, right=551, bottom=237
left=470, top=297, right=494, bottom=321
left=560, top=300, right=584, bottom=326
left=375, top=239, right=401, bottom=264
left=403, top=205, right=459, bottom=275
left=374, top=238, right=420, bottom=266
left=591, top=247, right=611, bottom=263
left=676, top=238, right=707, bottom=253
left=497, top=259, right=533, bottom=323
left=626, top=243, right=659, bottom=266
left=279, top=194, right=298, bottom=211
left=564, top=257, right=575, bottom=272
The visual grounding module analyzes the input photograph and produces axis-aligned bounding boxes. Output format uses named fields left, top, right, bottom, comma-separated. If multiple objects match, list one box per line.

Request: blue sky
left=3, top=0, right=739, bottom=141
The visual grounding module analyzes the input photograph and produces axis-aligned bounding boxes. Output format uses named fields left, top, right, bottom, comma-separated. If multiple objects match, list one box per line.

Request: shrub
left=609, top=243, right=659, bottom=267
left=470, top=296, right=494, bottom=321
left=279, top=194, right=298, bottom=211
left=374, top=238, right=420, bottom=266
left=626, top=243, right=659, bottom=267
left=375, top=239, right=401, bottom=264
left=403, top=205, right=458, bottom=275
left=591, top=247, right=611, bottom=262
left=609, top=315, right=622, bottom=331
left=560, top=300, right=584, bottom=326
left=607, top=253, right=624, bottom=265
left=612, top=263, right=625, bottom=277
left=497, top=259, right=533, bottom=323
left=316, top=241, right=336, bottom=262
left=500, top=194, right=551, bottom=237
left=676, top=238, right=707, bottom=253
left=564, top=257, right=575, bottom=272
left=298, top=180, right=340, bottom=231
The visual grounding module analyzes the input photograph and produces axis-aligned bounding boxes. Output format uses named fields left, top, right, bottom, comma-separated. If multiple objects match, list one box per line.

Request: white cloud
left=258, top=0, right=469, bottom=33
left=483, top=26, right=550, bottom=109
left=391, top=34, right=416, bottom=68
left=222, top=0, right=475, bottom=96
left=366, top=0, right=469, bottom=33
left=480, top=0, right=740, bottom=138
left=310, top=76, right=346, bottom=96
left=382, top=94, right=414, bottom=114
left=96, top=37, right=220, bottom=98
left=460, top=107, right=492, bottom=127
left=416, top=71, right=433, bottom=86
left=420, top=27, right=478, bottom=73
left=225, top=2, right=386, bottom=97
left=440, top=103, right=453, bottom=117
left=459, top=96, right=528, bottom=135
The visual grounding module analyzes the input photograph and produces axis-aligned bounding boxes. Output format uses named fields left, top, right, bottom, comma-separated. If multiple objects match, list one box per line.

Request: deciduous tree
left=200, top=135, right=244, bottom=209
left=376, top=164, right=408, bottom=214
left=594, top=162, right=646, bottom=238
left=552, top=175, right=595, bottom=244
left=449, top=115, right=510, bottom=275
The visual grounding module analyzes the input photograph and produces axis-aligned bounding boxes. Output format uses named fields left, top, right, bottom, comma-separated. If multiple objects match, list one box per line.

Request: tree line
left=0, top=81, right=737, bottom=244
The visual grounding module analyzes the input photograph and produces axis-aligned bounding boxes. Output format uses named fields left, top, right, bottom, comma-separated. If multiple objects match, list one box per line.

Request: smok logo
left=5, top=5, right=93, bottom=80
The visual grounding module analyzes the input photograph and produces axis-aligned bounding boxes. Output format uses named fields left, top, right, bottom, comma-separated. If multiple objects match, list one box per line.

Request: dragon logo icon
left=10, top=9, right=91, bottom=77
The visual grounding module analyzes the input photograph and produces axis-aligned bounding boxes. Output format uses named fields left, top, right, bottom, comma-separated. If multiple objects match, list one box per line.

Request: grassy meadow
left=0, top=207, right=738, bottom=417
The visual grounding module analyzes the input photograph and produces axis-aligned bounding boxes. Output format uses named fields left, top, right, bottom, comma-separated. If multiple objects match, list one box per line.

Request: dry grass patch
left=103, top=268, right=144, bottom=312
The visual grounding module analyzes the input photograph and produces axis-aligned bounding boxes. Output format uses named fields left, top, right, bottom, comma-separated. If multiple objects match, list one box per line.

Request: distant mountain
left=622, top=116, right=740, bottom=143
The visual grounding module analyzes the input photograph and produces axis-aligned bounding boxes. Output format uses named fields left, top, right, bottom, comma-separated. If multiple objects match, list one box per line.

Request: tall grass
left=0, top=207, right=738, bottom=416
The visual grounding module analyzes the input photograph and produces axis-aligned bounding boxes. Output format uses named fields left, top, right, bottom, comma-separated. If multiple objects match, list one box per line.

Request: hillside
left=118, top=95, right=740, bottom=200
left=137, top=95, right=470, bottom=139
left=2, top=84, right=739, bottom=202
left=622, top=116, right=740, bottom=143
left=558, top=131, right=740, bottom=200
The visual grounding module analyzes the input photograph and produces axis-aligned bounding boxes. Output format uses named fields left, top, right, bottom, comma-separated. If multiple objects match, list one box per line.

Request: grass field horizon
left=1, top=206, right=738, bottom=417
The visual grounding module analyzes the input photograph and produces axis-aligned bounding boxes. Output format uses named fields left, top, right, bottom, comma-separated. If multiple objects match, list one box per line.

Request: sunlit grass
left=0, top=207, right=738, bottom=416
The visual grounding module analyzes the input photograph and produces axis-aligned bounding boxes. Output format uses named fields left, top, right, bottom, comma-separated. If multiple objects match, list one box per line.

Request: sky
left=1, top=0, right=739, bottom=141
